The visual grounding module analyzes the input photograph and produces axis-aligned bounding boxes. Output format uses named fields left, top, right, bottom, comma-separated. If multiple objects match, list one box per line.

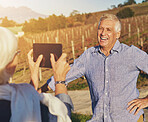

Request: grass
left=67, top=77, right=88, bottom=90
left=137, top=72, right=148, bottom=88
left=71, top=113, right=92, bottom=122
left=7, top=26, right=23, bottom=34
left=66, top=70, right=148, bottom=90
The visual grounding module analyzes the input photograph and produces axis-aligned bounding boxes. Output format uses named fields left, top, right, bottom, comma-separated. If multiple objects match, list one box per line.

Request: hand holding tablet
left=33, top=43, right=62, bottom=68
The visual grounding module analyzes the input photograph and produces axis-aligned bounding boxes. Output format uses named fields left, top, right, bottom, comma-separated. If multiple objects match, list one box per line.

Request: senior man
left=42, top=14, right=148, bottom=122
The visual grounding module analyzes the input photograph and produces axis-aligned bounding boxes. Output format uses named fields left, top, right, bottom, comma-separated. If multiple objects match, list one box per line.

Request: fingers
left=127, top=98, right=146, bottom=115
left=129, top=103, right=141, bottom=114
left=61, top=54, right=70, bottom=72
left=50, top=53, right=56, bottom=69
left=50, top=53, right=67, bottom=68
left=28, top=49, right=33, bottom=56
left=27, top=49, right=33, bottom=61
left=50, top=53, right=70, bottom=73
left=50, top=53, right=70, bottom=81
left=36, top=54, right=43, bottom=67
left=59, top=53, right=67, bottom=61
left=65, top=63, right=71, bottom=72
left=134, top=105, right=142, bottom=115
left=128, top=99, right=138, bottom=106
left=127, top=99, right=139, bottom=111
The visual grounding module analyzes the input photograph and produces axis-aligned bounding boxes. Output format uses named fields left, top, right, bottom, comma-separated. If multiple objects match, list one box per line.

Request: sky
left=0, top=0, right=143, bottom=16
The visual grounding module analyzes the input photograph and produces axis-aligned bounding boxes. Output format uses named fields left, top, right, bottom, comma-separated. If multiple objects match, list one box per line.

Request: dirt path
left=68, top=87, right=148, bottom=121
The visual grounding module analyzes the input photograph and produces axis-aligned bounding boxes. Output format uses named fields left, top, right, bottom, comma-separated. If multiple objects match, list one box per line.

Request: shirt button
left=104, top=115, right=107, bottom=118
left=106, top=69, right=108, bottom=71
left=106, top=81, right=108, bottom=83
left=105, top=92, right=108, bottom=95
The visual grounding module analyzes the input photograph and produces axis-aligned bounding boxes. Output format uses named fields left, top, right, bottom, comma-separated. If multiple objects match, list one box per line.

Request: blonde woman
left=0, top=27, right=72, bottom=122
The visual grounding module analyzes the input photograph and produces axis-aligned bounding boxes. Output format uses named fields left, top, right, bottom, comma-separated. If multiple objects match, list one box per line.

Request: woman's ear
left=6, top=55, right=18, bottom=75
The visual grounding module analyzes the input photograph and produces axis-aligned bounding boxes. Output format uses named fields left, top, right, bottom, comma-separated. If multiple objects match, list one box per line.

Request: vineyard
left=13, top=14, right=148, bottom=89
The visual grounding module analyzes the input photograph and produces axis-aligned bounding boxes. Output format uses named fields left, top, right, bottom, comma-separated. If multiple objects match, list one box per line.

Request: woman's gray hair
left=98, top=14, right=121, bottom=32
left=0, top=27, right=18, bottom=84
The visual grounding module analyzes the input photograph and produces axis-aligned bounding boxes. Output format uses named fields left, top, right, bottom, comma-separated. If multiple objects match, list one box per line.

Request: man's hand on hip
left=127, top=95, right=148, bottom=115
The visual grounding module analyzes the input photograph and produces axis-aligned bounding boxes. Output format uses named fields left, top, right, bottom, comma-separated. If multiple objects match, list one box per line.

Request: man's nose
left=101, top=29, right=106, bottom=35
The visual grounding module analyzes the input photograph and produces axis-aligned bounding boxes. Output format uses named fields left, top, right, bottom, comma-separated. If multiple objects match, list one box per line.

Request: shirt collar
left=94, top=40, right=121, bottom=54
left=111, top=40, right=121, bottom=53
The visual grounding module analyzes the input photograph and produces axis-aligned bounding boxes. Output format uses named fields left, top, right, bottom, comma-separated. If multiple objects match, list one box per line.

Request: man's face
left=97, top=19, right=120, bottom=49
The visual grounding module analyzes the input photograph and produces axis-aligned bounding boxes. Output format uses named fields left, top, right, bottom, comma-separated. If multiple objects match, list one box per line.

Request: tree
left=85, top=13, right=92, bottom=19
left=66, top=16, right=74, bottom=27
left=142, top=0, right=148, bottom=3
left=70, top=10, right=79, bottom=17
left=56, top=14, right=67, bottom=29
left=69, top=10, right=81, bottom=22
left=37, top=17, right=47, bottom=31
left=116, top=7, right=134, bottom=19
left=124, top=0, right=136, bottom=5
left=111, top=5, right=116, bottom=9
left=22, top=19, right=38, bottom=33
left=23, top=14, right=68, bottom=33
left=1, top=17, right=16, bottom=27
left=118, top=3, right=123, bottom=8
left=68, top=10, right=86, bottom=26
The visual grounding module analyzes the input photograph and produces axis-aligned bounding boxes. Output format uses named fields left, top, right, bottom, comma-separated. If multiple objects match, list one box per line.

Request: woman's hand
left=50, top=53, right=70, bottom=95
left=27, top=49, right=43, bottom=90
left=50, top=53, right=70, bottom=82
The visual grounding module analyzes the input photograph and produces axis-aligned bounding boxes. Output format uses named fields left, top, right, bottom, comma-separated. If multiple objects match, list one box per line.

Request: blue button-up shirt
left=47, top=40, right=148, bottom=122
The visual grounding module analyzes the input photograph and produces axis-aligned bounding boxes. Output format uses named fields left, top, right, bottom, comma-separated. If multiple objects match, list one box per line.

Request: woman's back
left=0, top=100, right=49, bottom=122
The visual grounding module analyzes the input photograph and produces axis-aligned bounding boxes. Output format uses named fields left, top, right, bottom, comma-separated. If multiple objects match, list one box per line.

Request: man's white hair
left=0, top=27, right=18, bottom=84
left=98, top=14, right=121, bottom=32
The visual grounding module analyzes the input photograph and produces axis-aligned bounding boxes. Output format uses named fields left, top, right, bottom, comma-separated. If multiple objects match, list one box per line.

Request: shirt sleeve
left=56, top=93, right=73, bottom=118
left=47, top=50, right=87, bottom=91
left=133, top=46, right=148, bottom=73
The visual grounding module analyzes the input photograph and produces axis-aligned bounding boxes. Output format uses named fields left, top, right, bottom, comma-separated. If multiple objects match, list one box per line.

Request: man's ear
left=116, top=31, right=121, bottom=39
left=6, top=55, right=18, bottom=75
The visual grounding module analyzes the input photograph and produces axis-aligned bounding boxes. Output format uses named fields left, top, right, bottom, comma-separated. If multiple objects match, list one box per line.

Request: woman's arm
left=50, top=53, right=70, bottom=96
left=27, top=49, right=70, bottom=95
left=27, top=49, right=43, bottom=91
left=28, top=50, right=73, bottom=119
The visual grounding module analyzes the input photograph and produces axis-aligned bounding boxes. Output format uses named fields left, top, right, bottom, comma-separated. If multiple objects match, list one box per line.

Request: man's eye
left=107, top=28, right=111, bottom=31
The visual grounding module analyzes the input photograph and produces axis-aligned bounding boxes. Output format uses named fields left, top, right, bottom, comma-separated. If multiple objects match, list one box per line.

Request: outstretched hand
left=27, top=49, right=43, bottom=90
left=50, top=53, right=70, bottom=82
left=127, top=95, right=148, bottom=115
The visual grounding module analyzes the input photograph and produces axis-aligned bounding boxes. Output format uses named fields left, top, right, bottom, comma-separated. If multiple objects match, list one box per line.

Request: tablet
left=33, top=43, right=62, bottom=68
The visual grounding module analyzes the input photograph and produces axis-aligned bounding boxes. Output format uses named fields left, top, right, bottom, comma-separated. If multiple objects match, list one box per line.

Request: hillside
left=0, top=6, right=47, bottom=23
left=18, top=2, right=148, bottom=33
left=0, top=2, right=147, bottom=25
left=86, top=2, right=148, bottom=22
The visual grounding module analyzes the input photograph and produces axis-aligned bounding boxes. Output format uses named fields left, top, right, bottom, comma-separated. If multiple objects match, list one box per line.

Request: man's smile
left=100, top=36, right=108, bottom=41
